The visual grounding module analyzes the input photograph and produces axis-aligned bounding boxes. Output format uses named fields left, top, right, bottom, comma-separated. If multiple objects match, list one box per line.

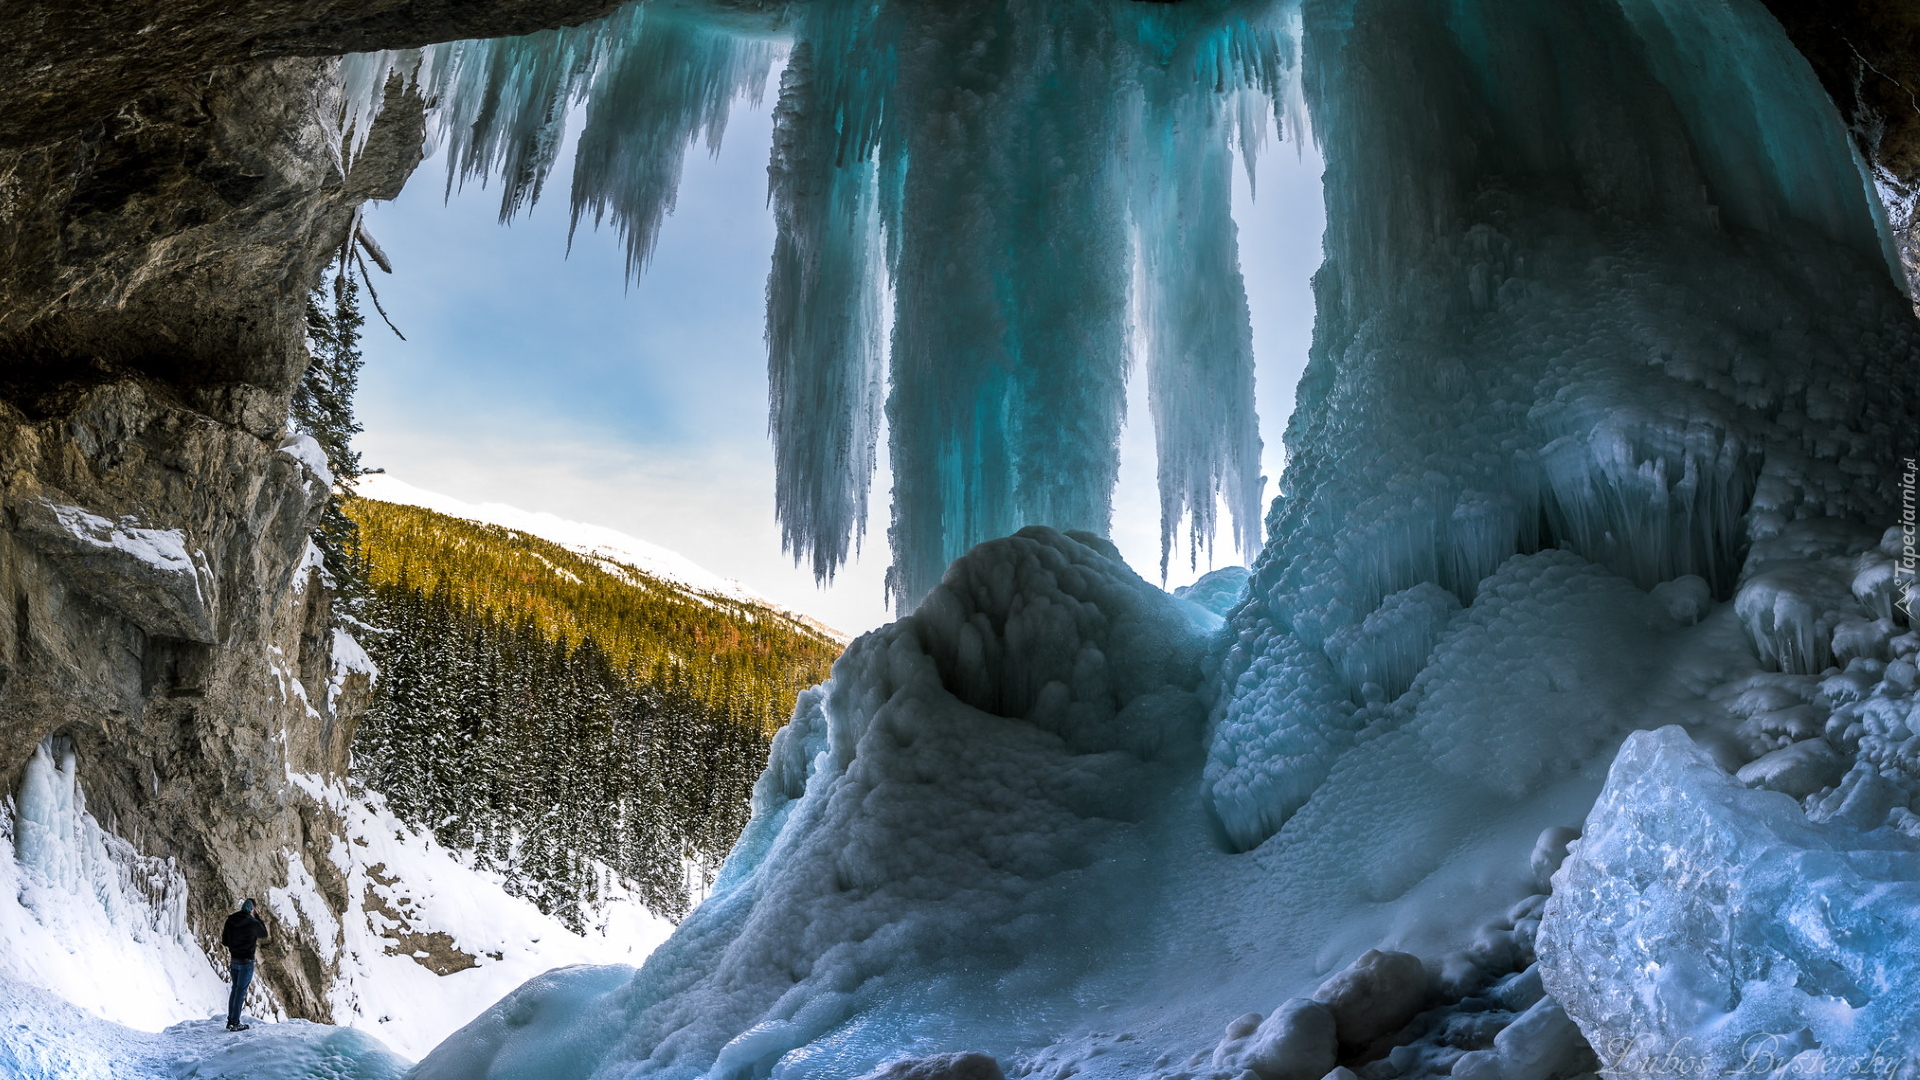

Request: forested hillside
left=345, top=498, right=843, bottom=925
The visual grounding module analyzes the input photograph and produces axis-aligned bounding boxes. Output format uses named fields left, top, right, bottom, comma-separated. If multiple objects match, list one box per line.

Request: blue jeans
left=227, top=962, right=254, bottom=1026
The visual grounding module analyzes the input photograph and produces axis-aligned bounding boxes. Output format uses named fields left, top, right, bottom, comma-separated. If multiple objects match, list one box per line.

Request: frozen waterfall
left=337, top=0, right=1920, bottom=1076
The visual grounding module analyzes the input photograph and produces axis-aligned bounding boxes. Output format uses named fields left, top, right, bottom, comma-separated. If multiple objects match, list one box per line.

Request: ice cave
left=0, top=0, right=1917, bottom=1078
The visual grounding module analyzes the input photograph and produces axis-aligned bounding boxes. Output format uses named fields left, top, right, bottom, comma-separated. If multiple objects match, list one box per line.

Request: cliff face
left=0, top=12, right=430, bottom=1023
left=1762, top=0, right=1920, bottom=301
left=0, top=0, right=633, bottom=1020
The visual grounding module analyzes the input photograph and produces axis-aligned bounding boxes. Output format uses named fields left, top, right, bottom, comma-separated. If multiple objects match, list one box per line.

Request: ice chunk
left=1538, top=727, right=1920, bottom=1076
left=1447, top=998, right=1583, bottom=1080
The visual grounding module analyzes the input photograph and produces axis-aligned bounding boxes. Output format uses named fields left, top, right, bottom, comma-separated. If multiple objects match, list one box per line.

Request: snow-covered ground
left=0, top=976, right=411, bottom=1080
left=288, top=773, right=674, bottom=1060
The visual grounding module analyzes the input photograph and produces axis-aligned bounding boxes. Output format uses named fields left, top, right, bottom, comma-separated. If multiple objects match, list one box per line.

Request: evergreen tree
left=297, top=263, right=369, bottom=596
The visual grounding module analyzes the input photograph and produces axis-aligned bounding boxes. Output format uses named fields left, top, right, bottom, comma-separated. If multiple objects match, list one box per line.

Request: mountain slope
left=343, top=496, right=844, bottom=924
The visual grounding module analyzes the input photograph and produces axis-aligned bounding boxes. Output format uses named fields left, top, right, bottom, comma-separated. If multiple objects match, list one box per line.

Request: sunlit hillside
left=344, top=497, right=845, bottom=924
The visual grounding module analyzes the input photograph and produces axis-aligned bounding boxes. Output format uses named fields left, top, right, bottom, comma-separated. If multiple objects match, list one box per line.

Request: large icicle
left=764, top=16, right=887, bottom=584
left=759, top=0, right=1288, bottom=604
left=1132, top=20, right=1281, bottom=579
left=343, top=3, right=778, bottom=272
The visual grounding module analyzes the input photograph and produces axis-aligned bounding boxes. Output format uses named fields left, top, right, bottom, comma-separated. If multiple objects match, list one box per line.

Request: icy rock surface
left=1211, top=0, right=1919, bottom=849
left=1538, top=727, right=1920, bottom=1076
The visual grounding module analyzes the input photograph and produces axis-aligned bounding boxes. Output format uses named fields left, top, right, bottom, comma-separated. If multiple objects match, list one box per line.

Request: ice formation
left=1540, top=727, right=1920, bottom=1077
left=341, top=0, right=1278, bottom=606
left=414, top=530, right=1713, bottom=1080
left=303, top=0, right=1920, bottom=1074
left=1211, top=0, right=1917, bottom=850
left=0, top=741, right=226, bottom=1032
left=415, top=527, right=1217, bottom=1079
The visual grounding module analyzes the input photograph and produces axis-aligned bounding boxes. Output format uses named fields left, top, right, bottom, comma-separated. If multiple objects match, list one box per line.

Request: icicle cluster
left=339, top=0, right=1288, bottom=606
left=341, top=5, right=778, bottom=273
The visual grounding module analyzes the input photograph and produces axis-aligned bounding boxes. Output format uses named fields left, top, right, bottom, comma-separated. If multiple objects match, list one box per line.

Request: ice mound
left=415, top=528, right=1212, bottom=1080
left=1174, top=566, right=1252, bottom=618
left=1538, top=726, right=1920, bottom=1076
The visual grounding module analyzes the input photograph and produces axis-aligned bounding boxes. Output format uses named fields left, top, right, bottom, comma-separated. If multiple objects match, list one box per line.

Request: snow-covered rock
left=1310, top=950, right=1428, bottom=1048
left=1212, top=999, right=1337, bottom=1080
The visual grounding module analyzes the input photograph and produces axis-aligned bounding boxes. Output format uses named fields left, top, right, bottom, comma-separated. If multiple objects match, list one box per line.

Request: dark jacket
left=221, top=910, right=268, bottom=963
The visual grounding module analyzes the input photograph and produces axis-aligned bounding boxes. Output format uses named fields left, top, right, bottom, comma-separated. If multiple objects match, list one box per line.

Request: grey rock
left=13, top=491, right=216, bottom=644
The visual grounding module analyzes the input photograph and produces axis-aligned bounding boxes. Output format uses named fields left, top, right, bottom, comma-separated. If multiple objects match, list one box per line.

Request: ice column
left=1209, top=0, right=1920, bottom=850
left=765, top=0, right=1283, bottom=605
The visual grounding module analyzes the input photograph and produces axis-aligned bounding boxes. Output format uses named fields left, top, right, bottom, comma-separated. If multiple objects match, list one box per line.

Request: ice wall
left=0, top=740, right=226, bottom=1031
left=1210, top=0, right=1920, bottom=850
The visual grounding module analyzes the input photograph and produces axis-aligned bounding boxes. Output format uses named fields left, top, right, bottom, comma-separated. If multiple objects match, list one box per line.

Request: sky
left=355, top=79, right=1326, bottom=636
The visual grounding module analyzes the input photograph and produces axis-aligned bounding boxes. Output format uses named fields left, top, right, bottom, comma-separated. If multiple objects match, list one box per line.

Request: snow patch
left=42, top=501, right=200, bottom=584
left=278, top=433, right=334, bottom=486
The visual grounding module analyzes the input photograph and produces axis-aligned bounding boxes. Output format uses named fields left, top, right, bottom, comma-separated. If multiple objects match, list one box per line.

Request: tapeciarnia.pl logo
left=1901, top=457, right=1916, bottom=622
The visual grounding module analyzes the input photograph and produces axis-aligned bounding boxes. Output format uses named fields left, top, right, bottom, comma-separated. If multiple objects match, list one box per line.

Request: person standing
left=220, top=899, right=268, bottom=1032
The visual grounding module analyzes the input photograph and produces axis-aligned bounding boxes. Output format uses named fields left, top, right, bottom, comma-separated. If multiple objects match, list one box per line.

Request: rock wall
left=0, top=4, right=441, bottom=1020
left=1761, top=0, right=1920, bottom=303
left=0, top=374, right=364, bottom=1019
